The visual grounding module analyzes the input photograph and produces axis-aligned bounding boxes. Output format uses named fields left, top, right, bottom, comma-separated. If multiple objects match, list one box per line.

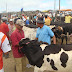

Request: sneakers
left=26, top=64, right=31, bottom=68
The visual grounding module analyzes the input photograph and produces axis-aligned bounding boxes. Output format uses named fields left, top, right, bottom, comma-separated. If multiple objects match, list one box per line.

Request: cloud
left=0, top=0, right=72, bottom=13
left=67, top=0, right=72, bottom=4
left=39, top=2, right=54, bottom=8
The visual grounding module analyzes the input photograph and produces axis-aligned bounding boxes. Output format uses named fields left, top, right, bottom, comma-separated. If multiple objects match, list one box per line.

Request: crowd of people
left=0, top=10, right=72, bottom=72
left=56, top=11, right=72, bottom=23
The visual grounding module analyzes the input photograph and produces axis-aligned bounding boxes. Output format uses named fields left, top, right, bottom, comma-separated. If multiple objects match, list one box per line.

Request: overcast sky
left=0, top=0, right=72, bottom=13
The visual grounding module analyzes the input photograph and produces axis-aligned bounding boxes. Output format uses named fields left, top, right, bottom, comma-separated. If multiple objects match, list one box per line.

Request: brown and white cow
left=19, top=38, right=72, bottom=72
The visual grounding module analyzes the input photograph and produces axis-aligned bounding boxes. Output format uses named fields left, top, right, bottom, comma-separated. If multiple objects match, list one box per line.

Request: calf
left=19, top=38, right=72, bottom=72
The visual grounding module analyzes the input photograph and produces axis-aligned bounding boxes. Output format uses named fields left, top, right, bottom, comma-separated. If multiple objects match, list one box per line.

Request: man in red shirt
left=0, top=17, right=9, bottom=58
left=0, top=17, right=9, bottom=39
left=10, top=19, right=26, bottom=72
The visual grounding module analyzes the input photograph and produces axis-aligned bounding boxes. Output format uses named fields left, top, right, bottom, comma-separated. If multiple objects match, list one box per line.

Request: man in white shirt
left=0, top=32, right=11, bottom=72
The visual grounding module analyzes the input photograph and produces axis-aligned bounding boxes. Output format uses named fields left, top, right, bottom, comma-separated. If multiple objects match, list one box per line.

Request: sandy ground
left=3, top=37, right=72, bottom=72
left=3, top=51, right=34, bottom=72
left=3, top=51, right=15, bottom=72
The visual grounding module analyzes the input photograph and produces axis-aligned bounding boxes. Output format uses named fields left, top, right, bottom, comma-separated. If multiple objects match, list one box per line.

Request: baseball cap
left=10, top=19, right=13, bottom=21
left=37, top=17, right=45, bottom=24
left=16, top=19, right=25, bottom=26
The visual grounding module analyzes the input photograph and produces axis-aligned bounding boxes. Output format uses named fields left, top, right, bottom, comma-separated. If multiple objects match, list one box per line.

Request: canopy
left=59, top=9, right=72, bottom=11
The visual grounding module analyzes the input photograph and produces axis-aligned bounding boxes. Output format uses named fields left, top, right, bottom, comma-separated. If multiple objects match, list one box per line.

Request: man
left=25, top=17, right=29, bottom=25
left=10, top=19, right=26, bottom=72
left=22, top=14, right=26, bottom=22
left=0, top=17, right=10, bottom=58
left=0, top=17, right=9, bottom=40
left=0, top=32, right=11, bottom=72
left=45, top=15, right=51, bottom=26
left=35, top=17, right=56, bottom=45
left=8, top=19, right=15, bottom=37
left=65, top=14, right=72, bottom=23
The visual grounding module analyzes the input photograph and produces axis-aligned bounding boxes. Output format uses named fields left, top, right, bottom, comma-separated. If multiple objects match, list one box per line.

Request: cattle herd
left=19, top=22, right=72, bottom=72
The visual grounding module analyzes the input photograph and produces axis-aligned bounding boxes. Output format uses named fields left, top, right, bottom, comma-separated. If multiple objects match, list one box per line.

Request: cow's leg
left=34, top=66, right=43, bottom=72
left=65, top=36, right=67, bottom=44
left=34, top=66, right=39, bottom=72
left=61, top=37, right=64, bottom=45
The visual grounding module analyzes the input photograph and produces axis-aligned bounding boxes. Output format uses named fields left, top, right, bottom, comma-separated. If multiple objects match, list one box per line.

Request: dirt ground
left=3, top=37, right=72, bottom=72
left=3, top=51, right=34, bottom=72
left=3, top=51, right=15, bottom=72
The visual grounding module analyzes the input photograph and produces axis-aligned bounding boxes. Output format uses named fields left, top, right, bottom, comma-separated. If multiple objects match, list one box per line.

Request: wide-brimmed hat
left=16, top=19, right=25, bottom=26
left=37, top=17, right=45, bottom=24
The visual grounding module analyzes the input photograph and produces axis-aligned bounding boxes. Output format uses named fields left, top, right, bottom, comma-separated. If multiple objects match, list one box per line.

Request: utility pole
left=6, top=3, right=8, bottom=17
left=59, top=0, right=61, bottom=22
left=6, top=3, right=7, bottom=13
left=54, top=0, right=56, bottom=12
left=59, top=0, right=60, bottom=10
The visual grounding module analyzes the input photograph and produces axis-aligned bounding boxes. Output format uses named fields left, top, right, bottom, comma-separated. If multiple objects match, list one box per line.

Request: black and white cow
left=19, top=38, right=72, bottom=72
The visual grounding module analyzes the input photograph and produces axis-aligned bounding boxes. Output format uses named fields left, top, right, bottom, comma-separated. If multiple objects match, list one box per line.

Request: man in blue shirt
left=26, top=19, right=29, bottom=25
left=35, top=17, right=56, bottom=45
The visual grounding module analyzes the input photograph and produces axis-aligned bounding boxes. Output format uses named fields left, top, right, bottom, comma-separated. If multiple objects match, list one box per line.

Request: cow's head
left=19, top=38, right=30, bottom=47
left=19, top=38, right=44, bottom=67
left=52, top=26, right=63, bottom=38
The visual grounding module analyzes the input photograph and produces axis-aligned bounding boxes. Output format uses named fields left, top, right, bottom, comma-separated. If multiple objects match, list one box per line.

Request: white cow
left=23, top=25, right=37, bottom=40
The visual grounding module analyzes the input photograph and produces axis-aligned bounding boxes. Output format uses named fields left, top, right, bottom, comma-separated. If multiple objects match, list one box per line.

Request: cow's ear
left=19, top=38, right=30, bottom=46
left=21, top=38, right=30, bottom=42
left=19, top=40, right=26, bottom=46
left=19, top=42, right=27, bottom=47
left=26, top=38, right=29, bottom=40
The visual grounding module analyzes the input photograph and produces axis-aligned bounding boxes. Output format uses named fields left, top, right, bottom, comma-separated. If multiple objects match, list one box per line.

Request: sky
left=0, top=0, right=72, bottom=13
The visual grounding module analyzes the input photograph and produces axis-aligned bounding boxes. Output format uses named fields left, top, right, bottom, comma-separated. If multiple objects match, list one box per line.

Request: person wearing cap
left=0, top=17, right=10, bottom=59
left=10, top=19, right=26, bottom=72
left=35, top=17, right=56, bottom=45
left=0, top=17, right=9, bottom=39
left=8, top=19, right=15, bottom=37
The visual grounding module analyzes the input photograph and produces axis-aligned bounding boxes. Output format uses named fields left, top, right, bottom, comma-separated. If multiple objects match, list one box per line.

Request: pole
left=54, top=0, right=56, bottom=12
left=6, top=3, right=8, bottom=17
left=59, top=0, right=60, bottom=10
left=6, top=3, right=7, bottom=13
left=59, top=0, right=61, bottom=22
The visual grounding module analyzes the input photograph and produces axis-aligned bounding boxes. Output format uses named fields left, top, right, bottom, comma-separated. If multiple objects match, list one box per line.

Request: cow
left=22, top=25, right=37, bottom=40
left=22, top=24, right=55, bottom=40
left=19, top=38, right=72, bottom=72
left=52, top=23, right=72, bottom=44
